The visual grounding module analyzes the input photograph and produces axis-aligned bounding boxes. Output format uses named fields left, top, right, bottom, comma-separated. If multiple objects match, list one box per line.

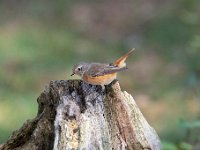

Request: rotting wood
left=0, top=80, right=162, bottom=150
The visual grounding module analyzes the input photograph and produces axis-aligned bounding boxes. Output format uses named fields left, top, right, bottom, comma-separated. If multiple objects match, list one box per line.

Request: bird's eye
left=77, top=67, right=82, bottom=71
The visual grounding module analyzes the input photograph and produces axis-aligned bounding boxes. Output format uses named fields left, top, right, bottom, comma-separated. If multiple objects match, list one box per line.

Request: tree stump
left=0, top=80, right=162, bottom=150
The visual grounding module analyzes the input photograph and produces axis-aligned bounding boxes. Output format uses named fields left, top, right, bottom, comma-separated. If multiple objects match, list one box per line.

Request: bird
left=71, top=48, right=135, bottom=86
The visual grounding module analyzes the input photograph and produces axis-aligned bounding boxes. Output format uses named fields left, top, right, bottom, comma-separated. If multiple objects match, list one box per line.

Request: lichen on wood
left=0, top=80, right=162, bottom=150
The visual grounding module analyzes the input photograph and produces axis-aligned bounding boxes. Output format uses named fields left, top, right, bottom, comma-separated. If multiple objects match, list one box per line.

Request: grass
left=0, top=94, right=37, bottom=142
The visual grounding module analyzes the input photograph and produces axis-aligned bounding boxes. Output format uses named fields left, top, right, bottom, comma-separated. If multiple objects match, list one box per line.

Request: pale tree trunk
left=0, top=80, right=162, bottom=150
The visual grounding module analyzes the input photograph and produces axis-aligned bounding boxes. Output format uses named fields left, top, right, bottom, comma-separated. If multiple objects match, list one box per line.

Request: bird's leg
left=101, top=85, right=105, bottom=92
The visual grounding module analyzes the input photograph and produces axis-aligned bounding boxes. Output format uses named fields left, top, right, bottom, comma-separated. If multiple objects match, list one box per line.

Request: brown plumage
left=71, top=48, right=135, bottom=85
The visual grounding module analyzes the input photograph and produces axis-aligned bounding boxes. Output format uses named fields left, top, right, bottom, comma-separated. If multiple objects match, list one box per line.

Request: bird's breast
left=83, top=73, right=117, bottom=85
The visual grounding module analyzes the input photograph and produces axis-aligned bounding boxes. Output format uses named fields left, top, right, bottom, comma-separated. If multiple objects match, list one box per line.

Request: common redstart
left=71, top=48, right=135, bottom=86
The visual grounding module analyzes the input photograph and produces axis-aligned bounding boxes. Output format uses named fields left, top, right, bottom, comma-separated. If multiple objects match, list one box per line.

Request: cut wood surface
left=0, top=80, right=162, bottom=150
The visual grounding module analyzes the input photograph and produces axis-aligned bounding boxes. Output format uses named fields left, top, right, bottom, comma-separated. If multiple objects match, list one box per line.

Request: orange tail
left=114, top=48, right=135, bottom=68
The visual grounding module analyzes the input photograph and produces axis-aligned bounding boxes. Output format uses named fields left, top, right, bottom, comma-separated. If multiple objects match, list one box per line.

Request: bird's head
left=71, top=62, right=88, bottom=77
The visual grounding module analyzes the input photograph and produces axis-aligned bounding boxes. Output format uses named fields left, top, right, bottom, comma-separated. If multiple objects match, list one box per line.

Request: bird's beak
left=71, top=72, right=75, bottom=76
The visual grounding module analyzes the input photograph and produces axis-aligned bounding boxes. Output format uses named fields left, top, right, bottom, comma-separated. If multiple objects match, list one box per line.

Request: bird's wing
left=85, top=63, right=127, bottom=77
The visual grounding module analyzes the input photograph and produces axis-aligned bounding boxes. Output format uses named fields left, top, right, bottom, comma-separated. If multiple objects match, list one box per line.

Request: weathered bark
left=0, top=80, right=162, bottom=150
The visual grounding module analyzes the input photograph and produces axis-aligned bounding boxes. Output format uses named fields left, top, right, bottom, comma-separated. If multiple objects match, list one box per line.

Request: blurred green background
left=0, top=0, right=199, bottom=149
